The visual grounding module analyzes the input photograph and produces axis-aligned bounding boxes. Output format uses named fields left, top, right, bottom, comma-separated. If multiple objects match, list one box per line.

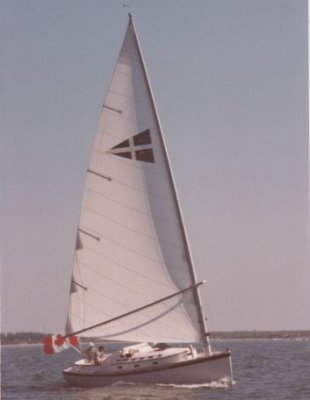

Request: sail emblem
left=108, top=129, right=154, bottom=163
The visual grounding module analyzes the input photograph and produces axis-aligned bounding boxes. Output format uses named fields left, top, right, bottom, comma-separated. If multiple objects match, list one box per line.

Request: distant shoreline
left=210, top=330, right=310, bottom=340
left=1, top=343, right=42, bottom=348
left=1, top=330, right=310, bottom=345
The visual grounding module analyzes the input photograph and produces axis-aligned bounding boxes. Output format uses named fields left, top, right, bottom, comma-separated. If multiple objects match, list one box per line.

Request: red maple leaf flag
left=43, top=334, right=79, bottom=354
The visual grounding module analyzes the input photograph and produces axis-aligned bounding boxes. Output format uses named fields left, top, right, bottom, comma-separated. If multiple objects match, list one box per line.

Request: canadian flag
left=44, top=334, right=79, bottom=354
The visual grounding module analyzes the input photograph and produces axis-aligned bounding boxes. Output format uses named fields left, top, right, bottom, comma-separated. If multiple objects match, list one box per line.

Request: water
left=2, top=340, right=310, bottom=400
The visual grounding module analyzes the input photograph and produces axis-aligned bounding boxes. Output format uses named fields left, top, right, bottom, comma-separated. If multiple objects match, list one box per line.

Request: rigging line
left=64, top=280, right=205, bottom=338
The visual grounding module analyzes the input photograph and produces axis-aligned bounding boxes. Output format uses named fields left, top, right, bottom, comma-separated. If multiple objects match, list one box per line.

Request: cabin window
left=117, top=366, right=123, bottom=369
left=152, top=361, right=158, bottom=365
left=134, top=364, right=140, bottom=368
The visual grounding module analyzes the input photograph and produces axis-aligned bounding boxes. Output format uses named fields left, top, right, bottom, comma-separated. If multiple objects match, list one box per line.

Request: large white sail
left=66, top=16, right=207, bottom=345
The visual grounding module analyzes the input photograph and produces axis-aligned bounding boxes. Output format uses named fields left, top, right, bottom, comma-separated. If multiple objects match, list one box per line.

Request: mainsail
left=66, top=16, right=208, bottom=347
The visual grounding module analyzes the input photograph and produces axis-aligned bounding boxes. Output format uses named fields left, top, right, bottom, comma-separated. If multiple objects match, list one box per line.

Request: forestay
left=66, top=16, right=207, bottom=345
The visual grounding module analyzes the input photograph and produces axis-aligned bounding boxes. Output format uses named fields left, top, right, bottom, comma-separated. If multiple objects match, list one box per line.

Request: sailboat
left=45, top=15, right=233, bottom=387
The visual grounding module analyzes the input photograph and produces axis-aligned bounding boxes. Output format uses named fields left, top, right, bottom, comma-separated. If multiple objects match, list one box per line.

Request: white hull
left=63, top=350, right=232, bottom=387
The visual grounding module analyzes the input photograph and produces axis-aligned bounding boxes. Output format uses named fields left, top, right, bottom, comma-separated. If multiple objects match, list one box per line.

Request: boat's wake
left=110, top=377, right=235, bottom=389
left=156, top=377, right=235, bottom=389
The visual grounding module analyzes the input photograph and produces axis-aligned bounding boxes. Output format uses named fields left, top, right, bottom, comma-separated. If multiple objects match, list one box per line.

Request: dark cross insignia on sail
left=108, top=129, right=154, bottom=163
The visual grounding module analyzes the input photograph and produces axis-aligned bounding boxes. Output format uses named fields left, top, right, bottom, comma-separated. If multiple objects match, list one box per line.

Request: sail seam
left=75, top=259, right=173, bottom=301
left=96, top=125, right=156, bottom=143
left=109, top=87, right=150, bottom=104
left=100, top=106, right=155, bottom=130
left=89, top=155, right=175, bottom=202
left=76, top=251, right=185, bottom=291
left=84, top=187, right=179, bottom=229
left=115, top=63, right=143, bottom=80
left=81, top=204, right=183, bottom=249
left=77, top=228, right=161, bottom=266
left=77, top=240, right=188, bottom=274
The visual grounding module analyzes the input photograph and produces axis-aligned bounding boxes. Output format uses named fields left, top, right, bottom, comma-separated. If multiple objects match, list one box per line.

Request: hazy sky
left=1, top=0, right=309, bottom=334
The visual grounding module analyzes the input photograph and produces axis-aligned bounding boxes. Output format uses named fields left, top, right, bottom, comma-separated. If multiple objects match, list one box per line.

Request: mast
left=128, top=15, right=212, bottom=354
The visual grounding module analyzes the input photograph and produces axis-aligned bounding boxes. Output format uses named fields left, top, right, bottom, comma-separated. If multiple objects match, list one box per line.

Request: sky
left=1, top=0, right=309, bottom=334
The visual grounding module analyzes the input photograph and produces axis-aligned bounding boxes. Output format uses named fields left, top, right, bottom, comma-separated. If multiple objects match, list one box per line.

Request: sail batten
left=66, top=17, right=208, bottom=347
left=102, top=104, right=123, bottom=114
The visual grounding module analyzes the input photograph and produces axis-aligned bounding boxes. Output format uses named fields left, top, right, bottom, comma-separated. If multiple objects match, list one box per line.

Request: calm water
left=2, top=340, right=310, bottom=400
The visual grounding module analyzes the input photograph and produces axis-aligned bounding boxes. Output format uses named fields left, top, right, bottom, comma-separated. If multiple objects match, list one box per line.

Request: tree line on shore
left=1, top=332, right=47, bottom=344
left=1, top=330, right=310, bottom=345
